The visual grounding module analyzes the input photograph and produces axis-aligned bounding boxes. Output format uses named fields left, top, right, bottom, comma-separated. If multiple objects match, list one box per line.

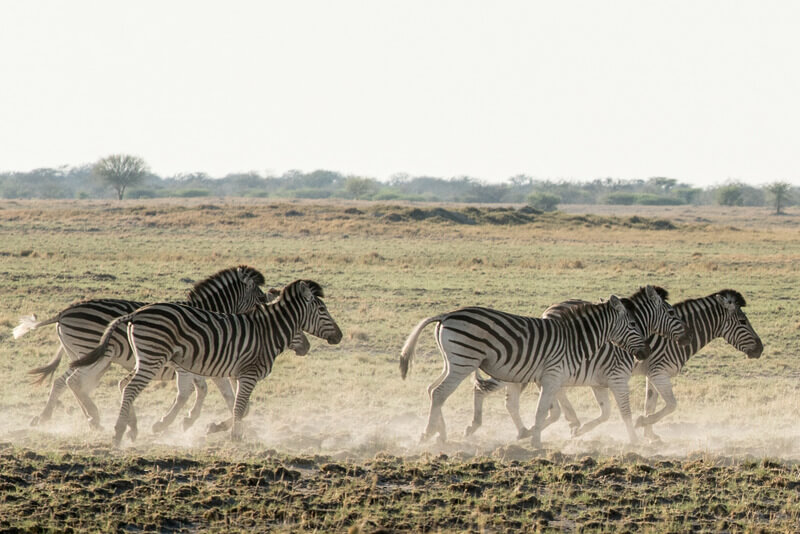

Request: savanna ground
left=0, top=198, right=798, bottom=532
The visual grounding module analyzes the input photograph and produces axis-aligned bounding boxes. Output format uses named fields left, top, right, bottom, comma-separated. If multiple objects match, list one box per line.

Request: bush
left=636, top=194, right=684, bottom=206
left=174, top=188, right=211, bottom=198
left=602, top=192, right=637, bottom=205
left=715, top=185, right=744, bottom=206
left=127, top=189, right=161, bottom=199
left=290, top=188, right=333, bottom=199
left=526, top=192, right=560, bottom=211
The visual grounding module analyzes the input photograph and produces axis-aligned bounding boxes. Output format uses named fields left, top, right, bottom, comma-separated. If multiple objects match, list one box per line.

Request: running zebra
left=634, top=289, right=762, bottom=440
left=15, top=266, right=308, bottom=432
left=70, top=279, right=342, bottom=446
left=484, top=289, right=762, bottom=442
left=400, top=295, right=649, bottom=447
left=468, top=285, right=691, bottom=443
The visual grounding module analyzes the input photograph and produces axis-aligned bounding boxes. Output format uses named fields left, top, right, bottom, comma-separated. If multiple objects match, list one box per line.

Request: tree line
left=0, top=154, right=794, bottom=213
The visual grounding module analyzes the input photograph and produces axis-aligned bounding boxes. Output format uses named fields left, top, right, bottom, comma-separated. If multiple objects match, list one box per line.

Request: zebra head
left=608, top=295, right=651, bottom=360
left=714, top=290, right=763, bottom=359
left=266, top=287, right=311, bottom=356
left=293, top=280, right=343, bottom=345
left=642, top=285, right=692, bottom=347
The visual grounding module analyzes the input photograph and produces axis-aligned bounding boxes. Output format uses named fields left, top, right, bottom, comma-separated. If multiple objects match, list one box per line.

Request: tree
left=93, top=154, right=149, bottom=200
left=526, top=191, right=560, bottom=211
left=344, top=176, right=378, bottom=200
left=715, top=184, right=744, bottom=207
left=765, top=182, right=791, bottom=214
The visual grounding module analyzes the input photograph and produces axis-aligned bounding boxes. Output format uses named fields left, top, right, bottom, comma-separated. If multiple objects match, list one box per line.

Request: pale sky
left=1, top=1, right=799, bottom=186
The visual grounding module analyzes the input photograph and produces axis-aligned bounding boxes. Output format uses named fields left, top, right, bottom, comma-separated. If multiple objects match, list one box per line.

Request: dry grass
left=1, top=198, right=798, bottom=531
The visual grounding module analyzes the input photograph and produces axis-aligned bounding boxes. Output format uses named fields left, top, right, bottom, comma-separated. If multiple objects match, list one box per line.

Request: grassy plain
left=0, top=199, right=798, bottom=532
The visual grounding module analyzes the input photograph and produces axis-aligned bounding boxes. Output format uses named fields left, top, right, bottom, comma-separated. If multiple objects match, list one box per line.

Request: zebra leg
left=423, top=364, right=473, bottom=444
left=65, top=359, right=111, bottom=430
left=573, top=388, right=612, bottom=438
left=528, top=379, right=561, bottom=448
left=31, top=367, right=71, bottom=426
left=205, top=378, right=238, bottom=434
left=230, top=375, right=258, bottom=442
left=505, top=383, right=531, bottom=439
left=465, top=381, right=486, bottom=437
left=635, top=374, right=676, bottom=440
left=181, top=376, right=209, bottom=431
left=607, top=381, right=638, bottom=444
left=113, top=361, right=164, bottom=447
left=554, top=390, right=582, bottom=435
left=539, top=386, right=570, bottom=434
left=639, top=376, right=661, bottom=441
left=151, top=371, right=195, bottom=433
left=212, top=377, right=237, bottom=412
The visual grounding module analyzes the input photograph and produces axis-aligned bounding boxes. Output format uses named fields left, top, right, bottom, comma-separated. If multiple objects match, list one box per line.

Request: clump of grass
left=559, top=259, right=585, bottom=269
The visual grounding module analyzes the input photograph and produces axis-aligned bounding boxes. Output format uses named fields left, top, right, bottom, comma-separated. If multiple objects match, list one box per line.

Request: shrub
left=526, top=192, right=560, bottom=211
left=127, top=189, right=161, bottom=199
left=602, top=192, right=637, bottom=205
left=636, top=194, right=684, bottom=206
left=174, top=188, right=211, bottom=198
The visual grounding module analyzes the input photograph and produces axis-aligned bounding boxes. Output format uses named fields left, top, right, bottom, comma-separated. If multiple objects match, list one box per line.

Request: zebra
left=467, top=285, right=691, bottom=443
left=70, top=279, right=342, bottom=446
left=477, top=289, right=763, bottom=443
left=634, top=289, right=762, bottom=440
left=14, top=266, right=309, bottom=432
left=399, top=295, right=650, bottom=447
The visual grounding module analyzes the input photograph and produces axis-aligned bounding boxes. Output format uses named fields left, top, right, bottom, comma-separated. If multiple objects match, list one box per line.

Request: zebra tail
left=472, top=371, right=504, bottom=394
left=27, top=347, right=64, bottom=385
left=400, top=315, right=444, bottom=380
left=69, top=313, right=132, bottom=369
left=13, top=314, right=59, bottom=339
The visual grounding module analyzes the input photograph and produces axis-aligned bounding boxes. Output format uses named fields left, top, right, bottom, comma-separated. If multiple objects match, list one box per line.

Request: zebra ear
left=714, top=293, right=738, bottom=311
left=265, top=287, right=281, bottom=303
left=236, top=267, right=256, bottom=289
left=609, top=294, right=625, bottom=312
left=298, top=281, right=313, bottom=300
left=645, top=285, right=660, bottom=302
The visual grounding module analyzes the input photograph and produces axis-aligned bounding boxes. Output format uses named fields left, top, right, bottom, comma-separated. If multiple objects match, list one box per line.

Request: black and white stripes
left=400, top=295, right=649, bottom=447
left=71, top=279, right=342, bottom=446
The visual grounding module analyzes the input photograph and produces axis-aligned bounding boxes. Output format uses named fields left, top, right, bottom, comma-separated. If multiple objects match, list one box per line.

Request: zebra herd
left=14, top=266, right=342, bottom=446
left=401, top=285, right=762, bottom=447
left=14, top=266, right=762, bottom=450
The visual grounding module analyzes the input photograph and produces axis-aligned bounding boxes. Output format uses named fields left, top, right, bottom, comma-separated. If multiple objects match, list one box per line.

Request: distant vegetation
left=0, top=160, right=795, bottom=209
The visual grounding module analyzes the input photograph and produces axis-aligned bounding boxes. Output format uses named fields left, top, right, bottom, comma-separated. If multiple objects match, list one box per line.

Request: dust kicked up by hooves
left=1, top=400, right=798, bottom=462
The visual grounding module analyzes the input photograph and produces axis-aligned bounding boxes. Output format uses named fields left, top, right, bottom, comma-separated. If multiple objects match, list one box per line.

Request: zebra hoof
left=182, top=417, right=196, bottom=432
left=127, top=427, right=138, bottom=442
left=516, top=427, right=532, bottom=440
left=207, top=422, right=225, bottom=435
left=645, top=433, right=662, bottom=444
left=634, top=416, right=647, bottom=428
left=30, top=415, right=42, bottom=427
left=464, top=424, right=479, bottom=437
left=151, top=421, right=167, bottom=434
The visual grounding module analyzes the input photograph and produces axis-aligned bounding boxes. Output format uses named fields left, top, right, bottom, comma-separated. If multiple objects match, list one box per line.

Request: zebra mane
left=676, top=289, right=747, bottom=310
left=300, top=279, right=325, bottom=298
left=274, top=279, right=325, bottom=300
left=549, top=298, right=632, bottom=322
left=187, top=265, right=266, bottom=302
left=715, top=289, right=747, bottom=307
left=632, top=285, right=669, bottom=301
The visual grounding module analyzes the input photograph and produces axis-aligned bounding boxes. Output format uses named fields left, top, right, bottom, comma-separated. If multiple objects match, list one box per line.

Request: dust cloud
left=2, top=389, right=798, bottom=462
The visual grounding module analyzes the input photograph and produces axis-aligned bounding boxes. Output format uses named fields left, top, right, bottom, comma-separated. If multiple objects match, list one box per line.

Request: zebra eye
left=738, top=318, right=748, bottom=325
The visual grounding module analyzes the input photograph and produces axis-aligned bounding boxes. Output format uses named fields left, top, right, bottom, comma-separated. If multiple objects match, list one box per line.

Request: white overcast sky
left=1, top=1, right=799, bottom=186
